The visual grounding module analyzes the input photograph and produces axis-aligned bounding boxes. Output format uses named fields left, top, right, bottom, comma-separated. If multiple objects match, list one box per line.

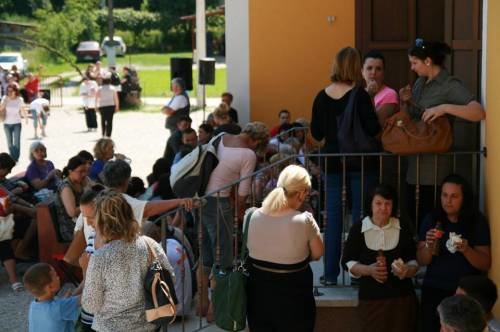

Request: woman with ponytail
left=54, top=156, right=87, bottom=242
left=402, top=39, right=486, bottom=226
left=244, top=165, right=324, bottom=331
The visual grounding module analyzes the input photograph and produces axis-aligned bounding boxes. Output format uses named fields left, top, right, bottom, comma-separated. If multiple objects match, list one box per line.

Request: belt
left=252, top=263, right=308, bottom=274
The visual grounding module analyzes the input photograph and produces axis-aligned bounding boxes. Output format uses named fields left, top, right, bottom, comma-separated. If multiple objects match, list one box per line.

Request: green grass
left=140, top=68, right=226, bottom=98
left=104, top=52, right=193, bottom=67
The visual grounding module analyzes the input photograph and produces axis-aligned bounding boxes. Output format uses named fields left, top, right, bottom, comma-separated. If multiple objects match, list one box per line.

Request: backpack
left=337, top=86, right=380, bottom=153
left=170, top=132, right=224, bottom=198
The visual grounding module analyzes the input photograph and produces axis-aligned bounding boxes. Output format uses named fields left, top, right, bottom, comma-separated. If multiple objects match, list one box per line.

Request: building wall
left=485, top=0, right=500, bottom=317
left=248, top=1, right=355, bottom=126
left=225, top=0, right=251, bottom=125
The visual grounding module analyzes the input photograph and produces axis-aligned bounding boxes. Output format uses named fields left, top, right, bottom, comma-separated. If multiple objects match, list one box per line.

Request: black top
left=418, top=210, right=491, bottom=291
left=214, top=123, right=242, bottom=136
left=342, top=220, right=416, bottom=300
left=228, top=107, right=239, bottom=124
left=164, top=130, right=182, bottom=164
left=310, top=87, right=380, bottom=173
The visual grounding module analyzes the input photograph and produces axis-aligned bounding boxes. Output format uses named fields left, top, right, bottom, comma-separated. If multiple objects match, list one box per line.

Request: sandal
left=11, top=282, right=24, bottom=292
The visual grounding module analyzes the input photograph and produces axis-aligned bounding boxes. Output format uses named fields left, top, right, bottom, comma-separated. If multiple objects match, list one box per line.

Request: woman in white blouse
left=0, top=83, right=26, bottom=162
left=245, top=164, right=324, bottom=331
left=341, top=184, right=418, bottom=332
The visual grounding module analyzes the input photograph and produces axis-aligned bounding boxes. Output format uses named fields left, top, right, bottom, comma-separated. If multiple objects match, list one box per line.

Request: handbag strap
left=239, top=208, right=256, bottom=262
left=143, top=236, right=159, bottom=265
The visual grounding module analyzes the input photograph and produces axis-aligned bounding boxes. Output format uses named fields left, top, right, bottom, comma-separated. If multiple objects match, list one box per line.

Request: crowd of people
left=0, top=38, right=494, bottom=332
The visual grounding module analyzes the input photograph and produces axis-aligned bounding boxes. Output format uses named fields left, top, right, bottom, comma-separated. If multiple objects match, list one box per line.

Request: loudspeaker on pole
left=198, top=58, right=216, bottom=85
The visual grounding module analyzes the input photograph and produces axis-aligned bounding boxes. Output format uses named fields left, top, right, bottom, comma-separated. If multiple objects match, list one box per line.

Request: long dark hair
left=62, top=156, right=87, bottom=178
left=436, top=174, right=477, bottom=239
left=408, top=38, right=451, bottom=67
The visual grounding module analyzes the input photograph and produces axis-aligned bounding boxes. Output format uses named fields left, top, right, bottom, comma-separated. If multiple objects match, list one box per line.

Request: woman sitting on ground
left=89, top=138, right=115, bottom=183
left=54, top=156, right=87, bottom=242
left=245, top=165, right=324, bottom=331
left=81, top=190, right=188, bottom=331
left=342, top=184, right=418, bottom=332
left=25, top=141, right=61, bottom=192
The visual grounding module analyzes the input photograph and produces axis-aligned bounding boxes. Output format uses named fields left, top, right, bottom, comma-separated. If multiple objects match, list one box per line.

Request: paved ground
left=0, top=97, right=218, bottom=181
left=0, top=97, right=224, bottom=331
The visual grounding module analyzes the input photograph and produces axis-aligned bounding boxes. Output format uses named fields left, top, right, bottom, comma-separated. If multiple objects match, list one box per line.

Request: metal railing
left=150, top=125, right=486, bottom=330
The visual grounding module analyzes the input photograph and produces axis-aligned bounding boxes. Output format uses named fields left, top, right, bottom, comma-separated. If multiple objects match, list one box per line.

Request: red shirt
left=24, top=77, right=39, bottom=95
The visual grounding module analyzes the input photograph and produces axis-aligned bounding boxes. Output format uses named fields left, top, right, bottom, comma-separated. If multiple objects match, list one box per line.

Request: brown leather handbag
left=381, top=110, right=453, bottom=155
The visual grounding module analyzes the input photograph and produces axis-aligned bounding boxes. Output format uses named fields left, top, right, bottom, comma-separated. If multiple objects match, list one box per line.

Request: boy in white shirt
left=29, top=96, right=50, bottom=139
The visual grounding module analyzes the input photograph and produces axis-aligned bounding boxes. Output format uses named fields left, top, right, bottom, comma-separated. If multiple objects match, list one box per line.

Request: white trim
left=225, top=0, right=250, bottom=125
left=480, top=0, right=488, bottom=212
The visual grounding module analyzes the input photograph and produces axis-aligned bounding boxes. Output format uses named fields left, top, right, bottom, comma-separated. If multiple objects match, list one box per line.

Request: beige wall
left=485, top=0, right=500, bottom=317
left=248, top=1, right=355, bottom=127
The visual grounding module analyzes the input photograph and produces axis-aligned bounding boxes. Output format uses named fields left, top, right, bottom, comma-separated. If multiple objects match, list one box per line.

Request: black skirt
left=246, top=260, right=315, bottom=332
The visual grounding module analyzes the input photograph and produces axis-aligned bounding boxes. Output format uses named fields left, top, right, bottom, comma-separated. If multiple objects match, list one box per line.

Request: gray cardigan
left=82, top=236, right=174, bottom=332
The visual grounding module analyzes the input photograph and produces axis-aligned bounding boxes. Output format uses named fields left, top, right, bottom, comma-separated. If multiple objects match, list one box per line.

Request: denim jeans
left=3, top=123, right=21, bottom=161
left=30, top=109, right=47, bottom=129
left=323, top=171, right=377, bottom=282
left=201, top=196, right=234, bottom=270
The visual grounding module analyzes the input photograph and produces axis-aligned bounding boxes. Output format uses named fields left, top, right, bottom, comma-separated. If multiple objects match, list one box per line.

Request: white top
left=345, top=216, right=418, bottom=277
left=29, top=98, right=49, bottom=115
left=123, top=193, right=147, bottom=225
left=165, top=94, right=188, bottom=111
left=1, top=96, right=23, bottom=124
left=166, top=238, right=192, bottom=316
left=97, top=85, right=116, bottom=108
left=80, top=80, right=98, bottom=108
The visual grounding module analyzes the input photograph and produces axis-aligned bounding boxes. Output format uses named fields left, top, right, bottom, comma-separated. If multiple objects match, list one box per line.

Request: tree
left=32, top=0, right=100, bottom=60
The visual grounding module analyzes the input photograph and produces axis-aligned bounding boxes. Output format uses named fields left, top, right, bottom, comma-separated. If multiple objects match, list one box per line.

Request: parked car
left=0, top=52, right=28, bottom=73
left=101, top=36, right=127, bottom=57
left=76, top=41, right=101, bottom=62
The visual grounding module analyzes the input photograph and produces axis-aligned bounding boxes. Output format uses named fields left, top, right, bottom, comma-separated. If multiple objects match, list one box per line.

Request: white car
left=101, top=36, right=127, bottom=57
left=0, top=52, right=28, bottom=73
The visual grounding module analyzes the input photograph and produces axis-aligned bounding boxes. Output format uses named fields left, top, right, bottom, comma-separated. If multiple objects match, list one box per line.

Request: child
left=24, top=263, right=80, bottom=332
left=29, top=96, right=50, bottom=139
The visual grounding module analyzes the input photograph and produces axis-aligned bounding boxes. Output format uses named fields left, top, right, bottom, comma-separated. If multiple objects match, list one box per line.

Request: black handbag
left=143, top=236, right=178, bottom=325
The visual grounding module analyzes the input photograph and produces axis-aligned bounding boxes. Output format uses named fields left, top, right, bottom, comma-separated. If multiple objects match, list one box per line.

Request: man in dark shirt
left=163, top=116, right=192, bottom=166
left=221, top=92, right=239, bottom=124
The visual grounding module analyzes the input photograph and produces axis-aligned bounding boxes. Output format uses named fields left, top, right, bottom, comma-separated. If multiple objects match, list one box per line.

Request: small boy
left=24, top=263, right=80, bottom=332
left=29, top=96, right=50, bottom=139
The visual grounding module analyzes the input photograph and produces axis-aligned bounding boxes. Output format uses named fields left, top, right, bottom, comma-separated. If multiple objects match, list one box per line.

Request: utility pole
left=105, top=0, right=116, bottom=67
left=196, top=0, right=206, bottom=107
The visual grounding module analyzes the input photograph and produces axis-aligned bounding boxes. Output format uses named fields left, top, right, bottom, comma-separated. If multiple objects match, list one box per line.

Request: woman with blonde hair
left=310, top=46, right=381, bottom=285
left=81, top=190, right=174, bottom=332
left=245, top=164, right=324, bottom=331
left=213, top=102, right=241, bottom=135
left=89, top=138, right=127, bottom=183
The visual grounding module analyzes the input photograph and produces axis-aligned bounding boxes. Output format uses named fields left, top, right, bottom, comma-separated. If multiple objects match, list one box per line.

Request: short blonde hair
left=95, top=189, right=139, bottom=243
left=213, top=103, right=230, bottom=120
left=93, top=138, right=114, bottom=160
left=330, top=47, right=363, bottom=85
left=261, top=165, right=311, bottom=213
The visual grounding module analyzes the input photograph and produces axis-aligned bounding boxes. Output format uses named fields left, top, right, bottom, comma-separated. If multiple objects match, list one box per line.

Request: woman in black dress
left=342, top=184, right=418, bottom=332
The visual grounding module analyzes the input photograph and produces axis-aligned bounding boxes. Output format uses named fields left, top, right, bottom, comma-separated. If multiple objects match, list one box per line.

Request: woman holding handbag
left=245, top=165, right=324, bottom=331
left=310, top=47, right=381, bottom=285
left=401, top=39, right=485, bottom=227
left=81, top=190, right=192, bottom=331
left=1, top=83, right=27, bottom=162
